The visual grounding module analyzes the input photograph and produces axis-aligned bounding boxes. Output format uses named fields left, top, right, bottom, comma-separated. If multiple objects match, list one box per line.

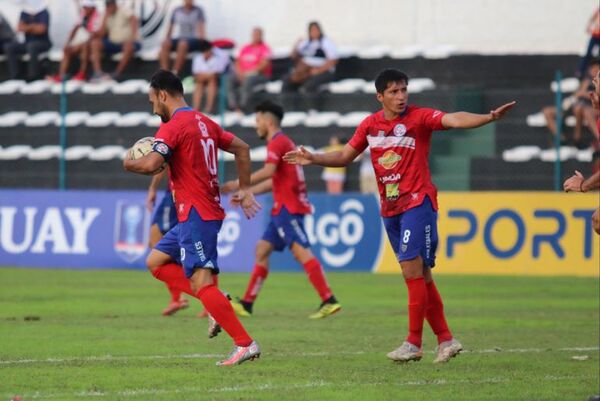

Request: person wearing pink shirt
left=228, top=27, right=272, bottom=112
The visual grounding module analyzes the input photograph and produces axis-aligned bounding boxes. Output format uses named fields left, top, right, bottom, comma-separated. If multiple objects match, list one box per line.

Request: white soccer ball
left=129, top=136, right=155, bottom=160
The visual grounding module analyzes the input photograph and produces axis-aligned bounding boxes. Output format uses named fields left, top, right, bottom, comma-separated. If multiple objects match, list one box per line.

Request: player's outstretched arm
left=283, top=143, right=360, bottom=167
left=221, top=164, right=276, bottom=194
left=250, top=179, right=273, bottom=195
left=226, top=136, right=262, bottom=218
left=564, top=170, right=600, bottom=192
left=124, top=152, right=165, bottom=175
left=442, top=101, right=517, bottom=129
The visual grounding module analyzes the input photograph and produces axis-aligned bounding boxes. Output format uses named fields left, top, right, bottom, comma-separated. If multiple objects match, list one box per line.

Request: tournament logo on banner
left=113, top=200, right=150, bottom=263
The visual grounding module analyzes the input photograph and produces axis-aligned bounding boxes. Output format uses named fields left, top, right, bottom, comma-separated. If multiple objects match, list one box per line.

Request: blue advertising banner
left=0, top=190, right=382, bottom=272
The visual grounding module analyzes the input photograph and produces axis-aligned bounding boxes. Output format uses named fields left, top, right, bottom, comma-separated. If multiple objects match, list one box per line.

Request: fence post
left=59, top=77, right=67, bottom=190
left=553, top=70, right=563, bottom=192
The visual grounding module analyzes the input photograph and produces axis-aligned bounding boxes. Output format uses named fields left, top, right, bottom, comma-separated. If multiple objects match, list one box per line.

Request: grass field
left=0, top=267, right=598, bottom=401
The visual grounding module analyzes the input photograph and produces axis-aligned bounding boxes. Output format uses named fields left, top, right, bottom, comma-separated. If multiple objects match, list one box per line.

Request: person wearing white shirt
left=192, top=39, right=230, bottom=113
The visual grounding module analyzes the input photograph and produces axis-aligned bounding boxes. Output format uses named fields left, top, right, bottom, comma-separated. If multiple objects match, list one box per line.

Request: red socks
left=302, top=258, right=333, bottom=301
left=152, top=263, right=194, bottom=296
left=166, top=284, right=182, bottom=302
left=242, top=264, right=269, bottom=303
left=405, top=277, right=428, bottom=348
left=197, top=284, right=252, bottom=346
left=425, top=281, right=453, bottom=344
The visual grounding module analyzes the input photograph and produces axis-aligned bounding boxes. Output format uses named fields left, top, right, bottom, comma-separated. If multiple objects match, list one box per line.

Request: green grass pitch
left=0, top=267, right=598, bottom=401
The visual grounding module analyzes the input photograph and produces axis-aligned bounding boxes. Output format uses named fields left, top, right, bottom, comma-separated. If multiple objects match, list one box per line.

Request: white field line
left=3, top=375, right=592, bottom=400
left=0, top=346, right=597, bottom=366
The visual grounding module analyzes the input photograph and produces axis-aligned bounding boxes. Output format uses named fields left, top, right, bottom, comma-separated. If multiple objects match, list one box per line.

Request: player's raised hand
left=283, top=146, right=314, bottom=165
left=231, top=189, right=262, bottom=219
left=490, top=101, right=517, bottom=121
left=563, top=170, right=585, bottom=192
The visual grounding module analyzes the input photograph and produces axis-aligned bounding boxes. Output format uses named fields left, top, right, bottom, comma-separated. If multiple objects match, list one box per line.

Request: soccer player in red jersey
left=124, top=70, right=262, bottom=366
left=222, top=101, right=341, bottom=319
left=284, top=69, right=515, bottom=363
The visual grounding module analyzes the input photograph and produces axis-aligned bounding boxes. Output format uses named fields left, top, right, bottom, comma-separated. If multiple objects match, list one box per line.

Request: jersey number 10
left=200, top=138, right=217, bottom=175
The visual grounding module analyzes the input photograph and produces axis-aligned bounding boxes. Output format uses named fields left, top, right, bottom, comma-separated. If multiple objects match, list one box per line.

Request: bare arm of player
left=564, top=170, right=600, bottom=192
left=146, top=169, right=166, bottom=212
left=223, top=136, right=262, bottom=219
left=123, top=151, right=165, bottom=175
left=221, top=164, right=276, bottom=194
left=442, top=101, right=516, bottom=129
left=283, top=143, right=360, bottom=167
left=250, top=179, right=273, bottom=195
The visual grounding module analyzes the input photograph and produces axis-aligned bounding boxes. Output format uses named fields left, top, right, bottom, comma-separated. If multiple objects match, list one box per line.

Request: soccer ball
left=128, top=136, right=167, bottom=175
left=129, top=136, right=155, bottom=160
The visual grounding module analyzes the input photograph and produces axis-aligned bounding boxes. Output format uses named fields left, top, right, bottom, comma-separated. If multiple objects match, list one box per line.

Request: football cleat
left=308, top=300, right=341, bottom=319
left=433, top=338, right=463, bottom=363
left=387, top=341, right=423, bottom=362
left=207, top=314, right=222, bottom=338
left=162, top=298, right=189, bottom=316
left=216, top=340, right=261, bottom=366
left=231, top=297, right=253, bottom=317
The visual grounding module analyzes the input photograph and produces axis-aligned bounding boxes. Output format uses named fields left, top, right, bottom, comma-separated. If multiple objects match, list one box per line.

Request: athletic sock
left=425, top=281, right=453, bottom=344
left=302, top=258, right=333, bottom=301
left=197, top=284, right=252, bottom=346
left=167, top=284, right=182, bottom=303
left=152, top=263, right=194, bottom=297
left=242, top=264, right=269, bottom=303
left=405, top=277, right=428, bottom=348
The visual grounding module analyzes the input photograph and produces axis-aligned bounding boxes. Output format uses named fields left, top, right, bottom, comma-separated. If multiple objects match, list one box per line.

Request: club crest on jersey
left=393, top=124, right=407, bottom=137
left=378, top=150, right=402, bottom=170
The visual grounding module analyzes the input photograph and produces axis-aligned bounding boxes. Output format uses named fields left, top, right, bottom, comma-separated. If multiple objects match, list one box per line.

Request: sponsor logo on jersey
left=378, top=150, right=402, bottom=170
left=377, top=130, right=386, bottom=137
left=393, top=124, right=407, bottom=137
left=385, top=183, right=399, bottom=201
left=379, top=173, right=401, bottom=183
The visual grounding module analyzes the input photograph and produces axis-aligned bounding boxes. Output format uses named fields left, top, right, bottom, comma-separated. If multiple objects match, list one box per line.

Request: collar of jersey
left=271, top=131, right=284, bottom=140
left=172, top=106, right=194, bottom=117
left=380, top=106, right=409, bottom=122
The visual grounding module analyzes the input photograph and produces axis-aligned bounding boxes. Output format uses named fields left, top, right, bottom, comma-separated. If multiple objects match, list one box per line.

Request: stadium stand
left=0, top=50, right=594, bottom=191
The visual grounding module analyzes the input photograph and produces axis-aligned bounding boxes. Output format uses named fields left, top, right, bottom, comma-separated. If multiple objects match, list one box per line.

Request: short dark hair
left=197, top=39, right=213, bottom=53
left=255, top=100, right=284, bottom=123
left=149, top=69, right=184, bottom=96
left=374, top=69, right=409, bottom=94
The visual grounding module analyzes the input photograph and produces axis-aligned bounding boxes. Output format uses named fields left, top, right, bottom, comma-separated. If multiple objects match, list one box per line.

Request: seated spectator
left=0, top=12, right=15, bottom=55
left=159, top=0, right=205, bottom=76
left=192, top=40, right=230, bottom=113
left=3, top=1, right=52, bottom=80
left=543, top=61, right=600, bottom=149
left=282, top=21, right=338, bottom=94
left=576, top=7, right=600, bottom=79
left=90, top=0, right=140, bottom=81
left=48, top=0, right=101, bottom=82
left=227, top=27, right=272, bottom=113
left=320, top=135, right=346, bottom=194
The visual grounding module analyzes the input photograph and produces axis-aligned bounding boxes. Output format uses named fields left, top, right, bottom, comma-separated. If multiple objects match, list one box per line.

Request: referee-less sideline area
left=0, top=189, right=597, bottom=277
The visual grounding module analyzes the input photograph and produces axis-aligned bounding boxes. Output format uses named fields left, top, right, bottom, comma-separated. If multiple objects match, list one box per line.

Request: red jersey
left=266, top=132, right=312, bottom=215
left=348, top=106, right=447, bottom=217
left=154, top=108, right=234, bottom=222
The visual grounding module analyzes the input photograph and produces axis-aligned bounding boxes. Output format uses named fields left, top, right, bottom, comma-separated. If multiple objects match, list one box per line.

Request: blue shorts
left=155, top=207, right=222, bottom=278
left=151, top=190, right=178, bottom=234
left=170, top=38, right=203, bottom=51
left=383, top=196, right=438, bottom=268
left=103, top=38, right=141, bottom=55
left=262, top=207, right=311, bottom=251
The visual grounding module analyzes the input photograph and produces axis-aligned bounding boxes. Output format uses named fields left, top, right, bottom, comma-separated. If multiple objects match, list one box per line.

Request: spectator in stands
left=159, top=0, right=206, bottom=76
left=227, top=27, right=272, bottom=113
left=542, top=61, right=599, bottom=149
left=3, top=1, right=52, bottom=81
left=0, top=12, right=15, bottom=55
left=282, top=21, right=338, bottom=94
left=192, top=40, right=230, bottom=113
left=48, top=0, right=101, bottom=82
left=90, top=0, right=140, bottom=81
left=321, top=135, right=346, bottom=193
left=576, top=7, right=600, bottom=79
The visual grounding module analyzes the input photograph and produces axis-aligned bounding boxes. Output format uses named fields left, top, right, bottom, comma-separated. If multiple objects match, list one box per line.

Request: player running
left=124, top=70, right=261, bottom=366
left=284, top=69, right=516, bottom=363
left=222, top=100, right=341, bottom=319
